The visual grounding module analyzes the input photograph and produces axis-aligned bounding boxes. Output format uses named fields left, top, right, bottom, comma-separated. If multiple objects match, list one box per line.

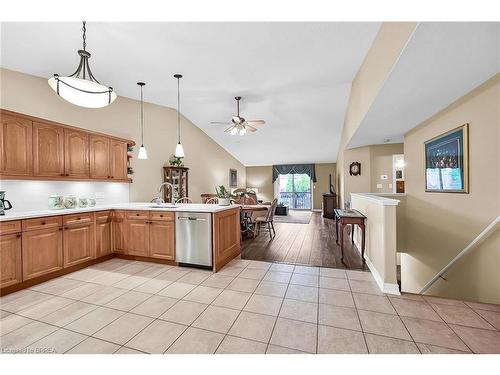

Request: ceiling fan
left=210, top=96, right=266, bottom=136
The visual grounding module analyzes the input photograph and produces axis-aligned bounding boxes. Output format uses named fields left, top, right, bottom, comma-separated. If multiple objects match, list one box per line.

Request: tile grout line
left=385, top=292, right=422, bottom=353
left=347, top=276, right=370, bottom=353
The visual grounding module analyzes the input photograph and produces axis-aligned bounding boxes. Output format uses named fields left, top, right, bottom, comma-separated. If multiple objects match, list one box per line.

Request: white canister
left=78, top=197, right=88, bottom=208
left=48, top=195, right=64, bottom=210
left=63, top=195, right=77, bottom=209
left=88, top=198, right=96, bottom=207
left=218, top=197, right=231, bottom=206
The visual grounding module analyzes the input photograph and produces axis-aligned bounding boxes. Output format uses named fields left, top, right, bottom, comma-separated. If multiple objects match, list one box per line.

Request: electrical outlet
left=389, top=183, right=393, bottom=189
left=377, top=183, right=383, bottom=189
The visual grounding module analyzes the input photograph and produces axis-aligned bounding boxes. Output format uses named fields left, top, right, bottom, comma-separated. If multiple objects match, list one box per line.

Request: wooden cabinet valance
left=0, top=109, right=134, bottom=182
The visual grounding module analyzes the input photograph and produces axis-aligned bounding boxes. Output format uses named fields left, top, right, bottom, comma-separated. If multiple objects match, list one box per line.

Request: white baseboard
left=312, top=209, right=322, bottom=212
left=364, top=256, right=401, bottom=295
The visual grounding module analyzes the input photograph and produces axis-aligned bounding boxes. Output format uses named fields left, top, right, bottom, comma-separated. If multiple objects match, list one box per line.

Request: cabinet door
left=22, top=227, right=63, bottom=280
left=0, top=233, right=22, bottom=288
left=125, top=219, right=150, bottom=257
left=63, top=223, right=95, bottom=267
left=90, top=135, right=110, bottom=179
left=112, top=212, right=126, bottom=253
left=150, top=220, right=175, bottom=260
left=96, top=221, right=112, bottom=258
left=64, top=129, right=89, bottom=178
left=0, top=114, right=32, bottom=176
left=33, top=122, right=65, bottom=177
left=110, top=140, right=127, bottom=180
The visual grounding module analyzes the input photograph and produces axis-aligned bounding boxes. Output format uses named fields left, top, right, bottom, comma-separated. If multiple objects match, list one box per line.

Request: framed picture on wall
left=424, top=123, right=469, bottom=193
left=229, top=169, right=238, bottom=187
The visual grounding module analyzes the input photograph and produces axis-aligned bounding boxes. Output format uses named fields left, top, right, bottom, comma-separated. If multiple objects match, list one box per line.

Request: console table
left=334, top=209, right=366, bottom=263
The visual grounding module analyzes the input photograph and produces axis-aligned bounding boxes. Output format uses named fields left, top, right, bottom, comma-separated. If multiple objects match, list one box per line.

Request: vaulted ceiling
left=0, top=22, right=381, bottom=165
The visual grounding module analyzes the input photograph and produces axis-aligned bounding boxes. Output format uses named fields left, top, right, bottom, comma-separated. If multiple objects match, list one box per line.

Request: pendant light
left=174, top=74, right=185, bottom=158
left=48, top=21, right=117, bottom=108
left=137, top=82, right=148, bottom=160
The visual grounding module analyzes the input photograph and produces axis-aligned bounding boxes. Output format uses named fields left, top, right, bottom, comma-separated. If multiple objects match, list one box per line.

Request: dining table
left=238, top=204, right=268, bottom=236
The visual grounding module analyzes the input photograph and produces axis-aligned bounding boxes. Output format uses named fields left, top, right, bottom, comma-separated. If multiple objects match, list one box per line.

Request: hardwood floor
left=241, top=212, right=369, bottom=270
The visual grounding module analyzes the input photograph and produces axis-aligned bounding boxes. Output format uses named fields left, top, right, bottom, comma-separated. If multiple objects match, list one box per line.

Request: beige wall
left=401, top=74, right=500, bottom=304
left=342, top=144, right=404, bottom=206
left=370, top=143, right=404, bottom=193
left=245, top=163, right=336, bottom=209
left=0, top=68, right=246, bottom=202
left=312, top=163, right=336, bottom=210
left=336, top=23, right=417, bottom=207
left=245, top=166, right=273, bottom=202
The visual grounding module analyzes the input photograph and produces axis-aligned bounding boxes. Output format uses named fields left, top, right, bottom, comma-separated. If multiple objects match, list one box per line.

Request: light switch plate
left=389, top=183, right=393, bottom=189
left=380, top=175, right=388, bottom=180
left=377, top=184, right=383, bottom=189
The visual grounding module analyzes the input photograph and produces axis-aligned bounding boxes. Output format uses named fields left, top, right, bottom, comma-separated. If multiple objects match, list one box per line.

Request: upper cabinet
left=110, top=140, right=128, bottom=180
left=0, top=110, right=134, bottom=182
left=33, top=122, right=65, bottom=177
left=64, top=129, right=89, bottom=178
left=90, top=135, right=110, bottom=179
left=0, top=114, right=32, bottom=176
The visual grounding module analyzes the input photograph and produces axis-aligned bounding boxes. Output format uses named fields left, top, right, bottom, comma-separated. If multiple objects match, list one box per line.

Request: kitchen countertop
left=0, top=202, right=239, bottom=222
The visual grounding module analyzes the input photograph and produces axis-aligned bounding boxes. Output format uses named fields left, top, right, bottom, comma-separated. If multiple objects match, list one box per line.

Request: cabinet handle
left=65, top=174, right=70, bottom=176
left=41, top=221, right=46, bottom=225
left=59, top=227, right=63, bottom=231
left=160, top=214, right=164, bottom=217
left=16, top=233, right=21, bottom=238
left=64, top=227, right=68, bottom=230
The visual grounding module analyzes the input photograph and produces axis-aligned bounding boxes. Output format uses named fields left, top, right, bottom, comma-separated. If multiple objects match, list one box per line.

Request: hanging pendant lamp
left=174, top=74, right=185, bottom=158
left=48, top=21, right=117, bottom=108
left=137, top=82, right=148, bottom=159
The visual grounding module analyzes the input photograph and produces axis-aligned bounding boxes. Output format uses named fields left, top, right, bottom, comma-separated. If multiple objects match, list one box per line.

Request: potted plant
left=169, top=154, right=184, bottom=167
left=216, top=185, right=231, bottom=206
left=127, top=146, right=134, bottom=157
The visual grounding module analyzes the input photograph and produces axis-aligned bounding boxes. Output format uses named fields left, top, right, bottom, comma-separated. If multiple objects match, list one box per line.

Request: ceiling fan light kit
left=210, top=96, right=266, bottom=136
left=48, top=21, right=117, bottom=108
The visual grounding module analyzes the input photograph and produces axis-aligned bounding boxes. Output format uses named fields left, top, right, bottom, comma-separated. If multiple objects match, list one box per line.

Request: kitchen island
left=0, top=203, right=241, bottom=295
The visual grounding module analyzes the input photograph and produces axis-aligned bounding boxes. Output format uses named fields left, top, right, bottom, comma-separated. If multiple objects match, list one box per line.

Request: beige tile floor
left=1, top=258, right=499, bottom=354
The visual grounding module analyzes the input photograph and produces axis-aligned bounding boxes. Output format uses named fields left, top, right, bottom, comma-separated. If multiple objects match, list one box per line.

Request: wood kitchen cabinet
left=33, top=122, right=65, bottom=177
left=90, top=135, right=110, bottom=179
left=0, top=113, right=32, bottom=176
left=125, top=219, right=150, bottom=257
left=0, top=233, right=23, bottom=288
left=110, top=140, right=128, bottom=180
left=213, top=207, right=241, bottom=272
left=149, top=220, right=175, bottom=260
left=64, top=129, right=89, bottom=178
left=63, top=213, right=95, bottom=267
left=112, top=211, right=126, bottom=253
left=22, top=224, right=63, bottom=281
left=95, top=211, right=112, bottom=258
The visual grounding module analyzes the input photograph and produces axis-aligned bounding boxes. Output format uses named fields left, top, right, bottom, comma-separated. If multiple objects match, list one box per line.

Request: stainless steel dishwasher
left=175, top=212, right=213, bottom=269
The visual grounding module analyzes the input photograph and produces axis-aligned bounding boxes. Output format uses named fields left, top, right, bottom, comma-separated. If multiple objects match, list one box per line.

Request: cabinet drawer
left=125, top=211, right=150, bottom=220
left=0, top=220, right=21, bottom=235
left=22, top=216, right=62, bottom=232
left=63, top=213, right=93, bottom=226
left=150, top=211, right=175, bottom=221
left=95, top=210, right=112, bottom=222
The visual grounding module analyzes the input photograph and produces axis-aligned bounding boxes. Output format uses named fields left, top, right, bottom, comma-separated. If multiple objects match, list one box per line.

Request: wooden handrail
left=420, top=215, right=500, bottom=294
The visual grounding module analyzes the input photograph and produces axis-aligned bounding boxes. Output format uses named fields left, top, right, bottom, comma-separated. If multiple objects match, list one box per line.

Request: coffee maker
left=0, top=191, right=13, bottom=215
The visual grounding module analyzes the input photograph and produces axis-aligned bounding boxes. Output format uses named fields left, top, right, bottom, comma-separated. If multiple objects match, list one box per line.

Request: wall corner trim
left=365, top=256, right=401, bottom=295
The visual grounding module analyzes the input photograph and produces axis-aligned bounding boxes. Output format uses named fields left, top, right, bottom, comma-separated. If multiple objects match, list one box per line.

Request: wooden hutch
left=163, top=166, right=189, bottom=202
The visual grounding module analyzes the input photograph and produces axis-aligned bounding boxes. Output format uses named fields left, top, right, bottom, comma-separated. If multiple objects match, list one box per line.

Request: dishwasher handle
left=178, top=216, right=207, bottom=221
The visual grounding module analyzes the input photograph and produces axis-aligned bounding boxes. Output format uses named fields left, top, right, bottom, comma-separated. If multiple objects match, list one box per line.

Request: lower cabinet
left=0, top=233, right=22, bottom=288
left=22, top=226, right=63, bottom=280
left=63, top=214, right=95, bottom=267
left=125, top=219, right=150, bottom=257
left=150, top=220, right=175, bottom=260
left=95, top=211, right=112, bottom=258
left=112, top=211, right=126, bottom=253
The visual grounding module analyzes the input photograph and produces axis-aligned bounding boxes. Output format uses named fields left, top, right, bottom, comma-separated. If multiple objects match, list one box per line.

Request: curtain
left=272, top=164, right=316, bottom=183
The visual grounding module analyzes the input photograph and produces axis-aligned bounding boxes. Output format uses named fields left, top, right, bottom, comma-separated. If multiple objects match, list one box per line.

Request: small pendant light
left=48, top=21, right=117, bottom=108
left=137, top=82, right=148, bottom=159
left=174, top=74, right=185, bottom=158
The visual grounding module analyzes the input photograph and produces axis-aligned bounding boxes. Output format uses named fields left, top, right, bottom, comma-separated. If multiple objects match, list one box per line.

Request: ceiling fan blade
left=245, top=125, right=257, bottom=132
left=246, top=120, right=266, bottom=125
left=224, top=126, right=234, bottom=133
left=210, top=121, right=231, bottom=125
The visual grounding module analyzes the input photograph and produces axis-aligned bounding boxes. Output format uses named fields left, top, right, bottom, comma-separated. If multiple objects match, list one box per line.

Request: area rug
left=273, top=210, right=312, bottom=224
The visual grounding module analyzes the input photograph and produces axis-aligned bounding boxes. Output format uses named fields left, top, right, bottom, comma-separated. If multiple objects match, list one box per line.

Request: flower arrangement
left=169, top=154, right=184, bottom=166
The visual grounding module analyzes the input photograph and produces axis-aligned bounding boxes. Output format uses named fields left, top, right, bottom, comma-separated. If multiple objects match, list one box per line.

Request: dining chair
left=176, top=197, right=192, bottom=204
left=242, top=194, right=257, bottom=205
left=254, top=198, right=278, bottom=240
left=205, top=197, right=219, bottom=204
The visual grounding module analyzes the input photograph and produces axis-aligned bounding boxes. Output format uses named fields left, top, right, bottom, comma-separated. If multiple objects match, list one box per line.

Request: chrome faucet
left=153, top=182, right=175, bottom=204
